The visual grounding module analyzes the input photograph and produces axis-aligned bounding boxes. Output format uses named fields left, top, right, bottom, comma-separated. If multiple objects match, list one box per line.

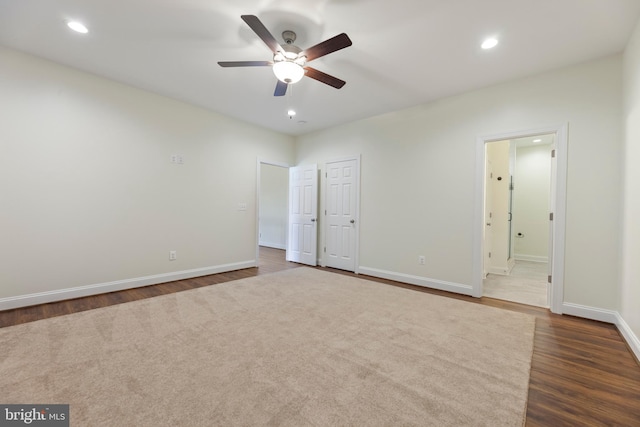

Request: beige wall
left=296, top=55, right=623, bottom=311
left=622, top=20, right=640, bottom=345
left=513, top=144, right=551, bottom=261
left=0, top=46, right=294, bottom=305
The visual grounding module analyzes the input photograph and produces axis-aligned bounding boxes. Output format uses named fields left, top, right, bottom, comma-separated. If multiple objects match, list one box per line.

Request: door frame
left=472, top=124, right=568, bottom=314
left=321, top=155, right=361, bottom=273
left=255, top=159, right=290, bottom=264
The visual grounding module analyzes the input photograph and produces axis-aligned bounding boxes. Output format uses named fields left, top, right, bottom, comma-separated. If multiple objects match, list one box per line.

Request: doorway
left=257, top=158, right=361, bottom=272
left=258, top=162, right=289, bottom=250
left=473, top=124, right=567, bottom=314
left=483, top=135, right=554, bottom=307
left=256, top=161, right=289, bottom=264
left=257, top=161, right=319, bottom=267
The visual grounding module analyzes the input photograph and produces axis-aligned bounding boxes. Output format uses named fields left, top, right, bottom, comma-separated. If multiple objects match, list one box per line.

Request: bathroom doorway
left=481, top=132, right=558, bottom=308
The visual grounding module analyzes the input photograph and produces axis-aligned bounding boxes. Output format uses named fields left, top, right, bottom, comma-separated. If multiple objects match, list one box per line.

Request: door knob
left=311, top=218, right=316, bottom=222
left=350, top=219, right=355, bottom=224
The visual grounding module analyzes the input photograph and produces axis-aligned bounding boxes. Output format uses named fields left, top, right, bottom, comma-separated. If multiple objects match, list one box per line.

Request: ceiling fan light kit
left=273, top=61, right=304, bottom=84
left=218, top=14, right=351, bottom=96
left=272, top=41, right=306, bottom=84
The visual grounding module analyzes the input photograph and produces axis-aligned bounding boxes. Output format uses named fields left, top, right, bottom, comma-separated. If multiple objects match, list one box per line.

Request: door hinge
left=325, top=172, right=327, bottom=178
left=324, top=247, right=326, bottom=253
left=325, top=209, right=327, bottom=215
left=548, top=275, right=552, bottom=283
left=551, top=149, right=556, bottom=158
left=549, top=212, right=554, bottom=221
left=488, top=252, right=492, bottom=258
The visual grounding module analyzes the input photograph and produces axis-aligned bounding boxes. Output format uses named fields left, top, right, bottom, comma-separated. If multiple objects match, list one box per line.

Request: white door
left=325, top=159, right=359, bottom=271
left=484, top=158, right=494, bottom=278
left=286, top=164, right=318, bottom=265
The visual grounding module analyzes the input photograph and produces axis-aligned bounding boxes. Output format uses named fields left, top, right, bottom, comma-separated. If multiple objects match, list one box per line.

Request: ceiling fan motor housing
left=282, top=30, right=297, bottom=44
left=273, top=38, right=305, bottom=68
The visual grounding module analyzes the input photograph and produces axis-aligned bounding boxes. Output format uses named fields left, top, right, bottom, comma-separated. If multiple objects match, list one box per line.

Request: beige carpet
left=0, top=268, right=535, bottom=426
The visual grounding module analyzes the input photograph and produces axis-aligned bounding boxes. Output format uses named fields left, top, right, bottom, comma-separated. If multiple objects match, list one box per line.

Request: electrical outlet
left=418, top=255, right=426, bottom=265
left=169, top=250, right=177, bottom=261
left=170, top=154, right=184, bottom=164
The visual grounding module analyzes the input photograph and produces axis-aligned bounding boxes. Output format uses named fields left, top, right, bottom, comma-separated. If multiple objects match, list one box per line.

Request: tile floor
left=483, top=261, right=549, bottom=308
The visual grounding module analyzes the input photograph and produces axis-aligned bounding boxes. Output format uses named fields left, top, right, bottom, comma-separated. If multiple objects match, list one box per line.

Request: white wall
left=296, top=55, right=622, bottom=311
left=259, top=164, right=288, bottom=249
left=0, top=46, right=295, bottom=307
left=621, top=19, right=640, bottom=351
left=513, top=144, right=551, bottom=262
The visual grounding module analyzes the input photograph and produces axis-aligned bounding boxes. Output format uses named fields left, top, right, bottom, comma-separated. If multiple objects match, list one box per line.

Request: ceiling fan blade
left=274, top=80, right=288, bottom=96
left=218, top=61, right=272, bottom=67
left=301, top=33, right=352, bottom=62
left=304, top=67, right=346, bottom=89
left=241, top=15, right=284, bottom=55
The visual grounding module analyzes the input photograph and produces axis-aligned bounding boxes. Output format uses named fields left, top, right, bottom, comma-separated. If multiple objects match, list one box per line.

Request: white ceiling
left=1, top=0, right=639, bottom=136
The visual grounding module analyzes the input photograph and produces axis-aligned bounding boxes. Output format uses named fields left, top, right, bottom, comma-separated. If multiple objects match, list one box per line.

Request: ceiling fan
left=218, top=15, right=352, bottom=96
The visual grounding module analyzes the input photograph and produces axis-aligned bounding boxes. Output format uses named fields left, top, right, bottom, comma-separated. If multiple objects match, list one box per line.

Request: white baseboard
left=358, top=266, right=473, bottom=296
left=0, top=260, right=257, bottom=311
left=614, top=313, right=640, bottom=363
left=562, top=302, right=640, bottom=362
left=488, top=266, right=511, bottom=276
left=561, top=302, right=619, bottom=323
left=258, top=241, right=286, bottom=250
left=514, top=254, right=549, bottom=263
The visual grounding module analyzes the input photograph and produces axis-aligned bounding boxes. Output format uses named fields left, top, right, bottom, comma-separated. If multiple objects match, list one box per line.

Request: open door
left=286, top=164, right=318, bottom=265
left=484, top=157, right=494, bottom=277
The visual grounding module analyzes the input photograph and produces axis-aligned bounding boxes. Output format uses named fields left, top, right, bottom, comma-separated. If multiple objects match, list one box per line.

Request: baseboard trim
left=561, top=302, right=618, bottom=323
left=514, top=254, right=548, bottom=263
left=258, top=242, right=286, bottom=250
left=614, top=313, right=640, bottom=363
left=562, top=302, right=640, bottom=362
left=0, top=260, right=257, bottom=311
left=358, top=266, right=473, bottom=296
left=488, top=266, right=511, bottom=276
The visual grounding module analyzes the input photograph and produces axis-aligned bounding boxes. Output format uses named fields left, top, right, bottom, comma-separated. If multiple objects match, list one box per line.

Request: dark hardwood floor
left=1, top=246, right=639, bottom=426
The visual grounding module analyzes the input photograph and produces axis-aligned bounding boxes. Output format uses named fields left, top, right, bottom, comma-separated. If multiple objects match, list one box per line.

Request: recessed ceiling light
left=481, top=37, right=498, bottom=49
left=287, top=109, right=296, bottom=117
left=67, top=21, right=89, bottom=34
left=533, top=139, right=542, bottom=143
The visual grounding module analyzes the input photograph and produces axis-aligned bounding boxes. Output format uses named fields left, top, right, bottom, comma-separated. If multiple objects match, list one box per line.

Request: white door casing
left=287, top=164, right=318, bottom=266
left=324, top=158, right=359, bottom=272
left=548, top=139, right=557, bottom=305
left=473, top=124, right=567, bottom=314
